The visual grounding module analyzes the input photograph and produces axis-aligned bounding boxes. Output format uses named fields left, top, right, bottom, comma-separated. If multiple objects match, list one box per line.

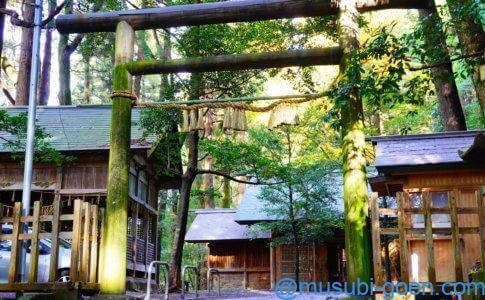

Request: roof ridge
left=368, top=130, right=484, bottom=143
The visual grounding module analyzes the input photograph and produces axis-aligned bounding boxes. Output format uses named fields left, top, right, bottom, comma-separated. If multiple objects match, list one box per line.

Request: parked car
left=0, top=225, right=71, bottom=283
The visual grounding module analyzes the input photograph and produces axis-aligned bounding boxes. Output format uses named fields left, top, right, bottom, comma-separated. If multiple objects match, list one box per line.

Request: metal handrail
left=206, top=268, right=221, bottom=298
left=181, top=265, right=199, bottom=299
left=145, top=261, right=169, bottom=300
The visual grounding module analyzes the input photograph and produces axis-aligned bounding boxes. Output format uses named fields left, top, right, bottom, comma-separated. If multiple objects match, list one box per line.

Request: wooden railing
left=0, top=197, right=103, bottom=291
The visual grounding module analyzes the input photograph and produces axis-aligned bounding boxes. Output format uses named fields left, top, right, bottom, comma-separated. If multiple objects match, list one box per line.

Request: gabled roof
left=368, top=130, right=485, bottom=170
left=185, top=209, right=271, bottom=243
left=0, top=106, right=154, bottom=152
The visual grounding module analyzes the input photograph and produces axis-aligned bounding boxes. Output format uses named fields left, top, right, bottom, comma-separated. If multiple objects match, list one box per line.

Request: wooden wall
left=374, top=169, right=485, bottom=285
left=208, top=241, right=271, bottom=290
left=273, top=243, right=328, bottom=284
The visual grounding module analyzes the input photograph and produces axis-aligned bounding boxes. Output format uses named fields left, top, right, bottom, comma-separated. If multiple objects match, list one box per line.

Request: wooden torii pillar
left=98, top=21, right=135, bottom=294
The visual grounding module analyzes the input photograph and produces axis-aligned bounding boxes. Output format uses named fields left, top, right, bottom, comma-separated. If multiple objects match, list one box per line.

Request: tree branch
left=197, top=169, right=281, bottom=185
left=0, top=0, right=68, bottom=28
left=409, top=51, right=484, bottom=71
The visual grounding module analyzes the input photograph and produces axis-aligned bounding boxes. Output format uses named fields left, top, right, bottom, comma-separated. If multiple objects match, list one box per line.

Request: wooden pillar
left=270, top=245, right=275, bottom=289
left=243, top=243, right=247, bottom=289
left=130, top=202, right=139, bottom=277
left=423, top=192, right=436, bottom=283
left=99, top=20, right=135, bottom=294
left=396, top=192, right=409, bottom=282
left=338, top=0, right=371, bottom=285
left=449, top=190, right=463, bottom=282
left=478, top=187, right=485, bottom=267
left=370, top=192, right=383, bottom=285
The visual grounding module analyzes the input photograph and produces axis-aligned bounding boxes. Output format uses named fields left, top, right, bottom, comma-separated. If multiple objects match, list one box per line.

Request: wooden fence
left=0, top=197, right=103, bottom=292
left=371, top=188, right=485, bottom=286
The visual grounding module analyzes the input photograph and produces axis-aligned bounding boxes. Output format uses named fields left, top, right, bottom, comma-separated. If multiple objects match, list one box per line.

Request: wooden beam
left=126, top=48, right=342, bottom=75
left=449, top=189, right=463, bottom=282
left=423, top=192, right=436, bottom=283
left=55, top=0, right=431, bottom=34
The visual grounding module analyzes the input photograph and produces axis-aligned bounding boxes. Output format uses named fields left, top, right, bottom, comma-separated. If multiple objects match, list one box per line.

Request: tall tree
left=338, top=0, right=372, bottom=286
left=15, top=0, right=35, bottom=105
left=58, top=0, right=78, bottom=105
left=446, top=0, right=485, bottom=120
left=418, top=5, right=467, bottom=131
left=38, top=0, right=57, bottom=105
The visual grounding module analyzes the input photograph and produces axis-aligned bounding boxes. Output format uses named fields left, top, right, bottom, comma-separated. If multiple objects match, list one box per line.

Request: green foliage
left=325, top=27, right=431, bottom=130
left=0, top=111, right=74, bottom=165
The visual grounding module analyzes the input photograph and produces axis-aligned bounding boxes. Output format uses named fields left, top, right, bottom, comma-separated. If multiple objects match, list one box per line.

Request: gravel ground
left=127, top=289, right=348, bottom=299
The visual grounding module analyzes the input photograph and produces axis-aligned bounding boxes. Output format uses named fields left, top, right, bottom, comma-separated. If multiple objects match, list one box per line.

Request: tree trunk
left=446, top=0, right=485, bottom=122
left=169, top=130, right=199, bottom=288
left=339, top=0, right=372, bottom=287
left=419, top=7, right=467, bottom=131
left=58, top=1, right=75, bottom=106
left=38, top=0, right=56, bottom=106
left=0, top=0, right=6, bottom=65
left=99, top=21, right=135, bottom=294
left=83, top=57, right=91, bottom=104
left=15, top=0, right=35, bottom=105
left=58, top=35, right=72, bottom=105
left=221, top=177, right=231, bottom=208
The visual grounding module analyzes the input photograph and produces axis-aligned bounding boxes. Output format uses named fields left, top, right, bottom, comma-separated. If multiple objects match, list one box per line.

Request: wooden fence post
left=8, top=202, right=21, bottom=283
left=70, top=199, right=83, bottom=282
left=49, top=194, right=61, bottom=281
left=28, top=201, right=41, bottom=283
left=81, top=202, right=91, bottom=282
left=89, top=204, right=99, bottom=283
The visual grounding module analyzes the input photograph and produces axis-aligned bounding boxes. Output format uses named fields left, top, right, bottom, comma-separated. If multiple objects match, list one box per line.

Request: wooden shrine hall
left=368, top=130, right=485, bottom=286
left=0, top=106, right=177, bottom=291
left=185, top=185, right=346, bottom=290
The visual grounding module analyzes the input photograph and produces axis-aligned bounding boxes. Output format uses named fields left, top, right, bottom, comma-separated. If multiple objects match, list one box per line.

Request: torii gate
left=55, top=0, right=431, bottom=294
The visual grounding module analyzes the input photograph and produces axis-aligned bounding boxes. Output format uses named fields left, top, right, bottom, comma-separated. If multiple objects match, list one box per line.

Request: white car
left=0, top=226, right=71, bottom=283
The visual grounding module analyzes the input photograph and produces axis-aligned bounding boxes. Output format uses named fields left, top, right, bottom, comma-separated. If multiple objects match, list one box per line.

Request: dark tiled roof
left=369, top=130, right=485, bottom=169
left=0, top=106, right=154, bottom=152
left=234, top=176, right=345, bottom=224
left=185, top=209, right=271, bottom=243
left=234, top=185, right=274, bottom=224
